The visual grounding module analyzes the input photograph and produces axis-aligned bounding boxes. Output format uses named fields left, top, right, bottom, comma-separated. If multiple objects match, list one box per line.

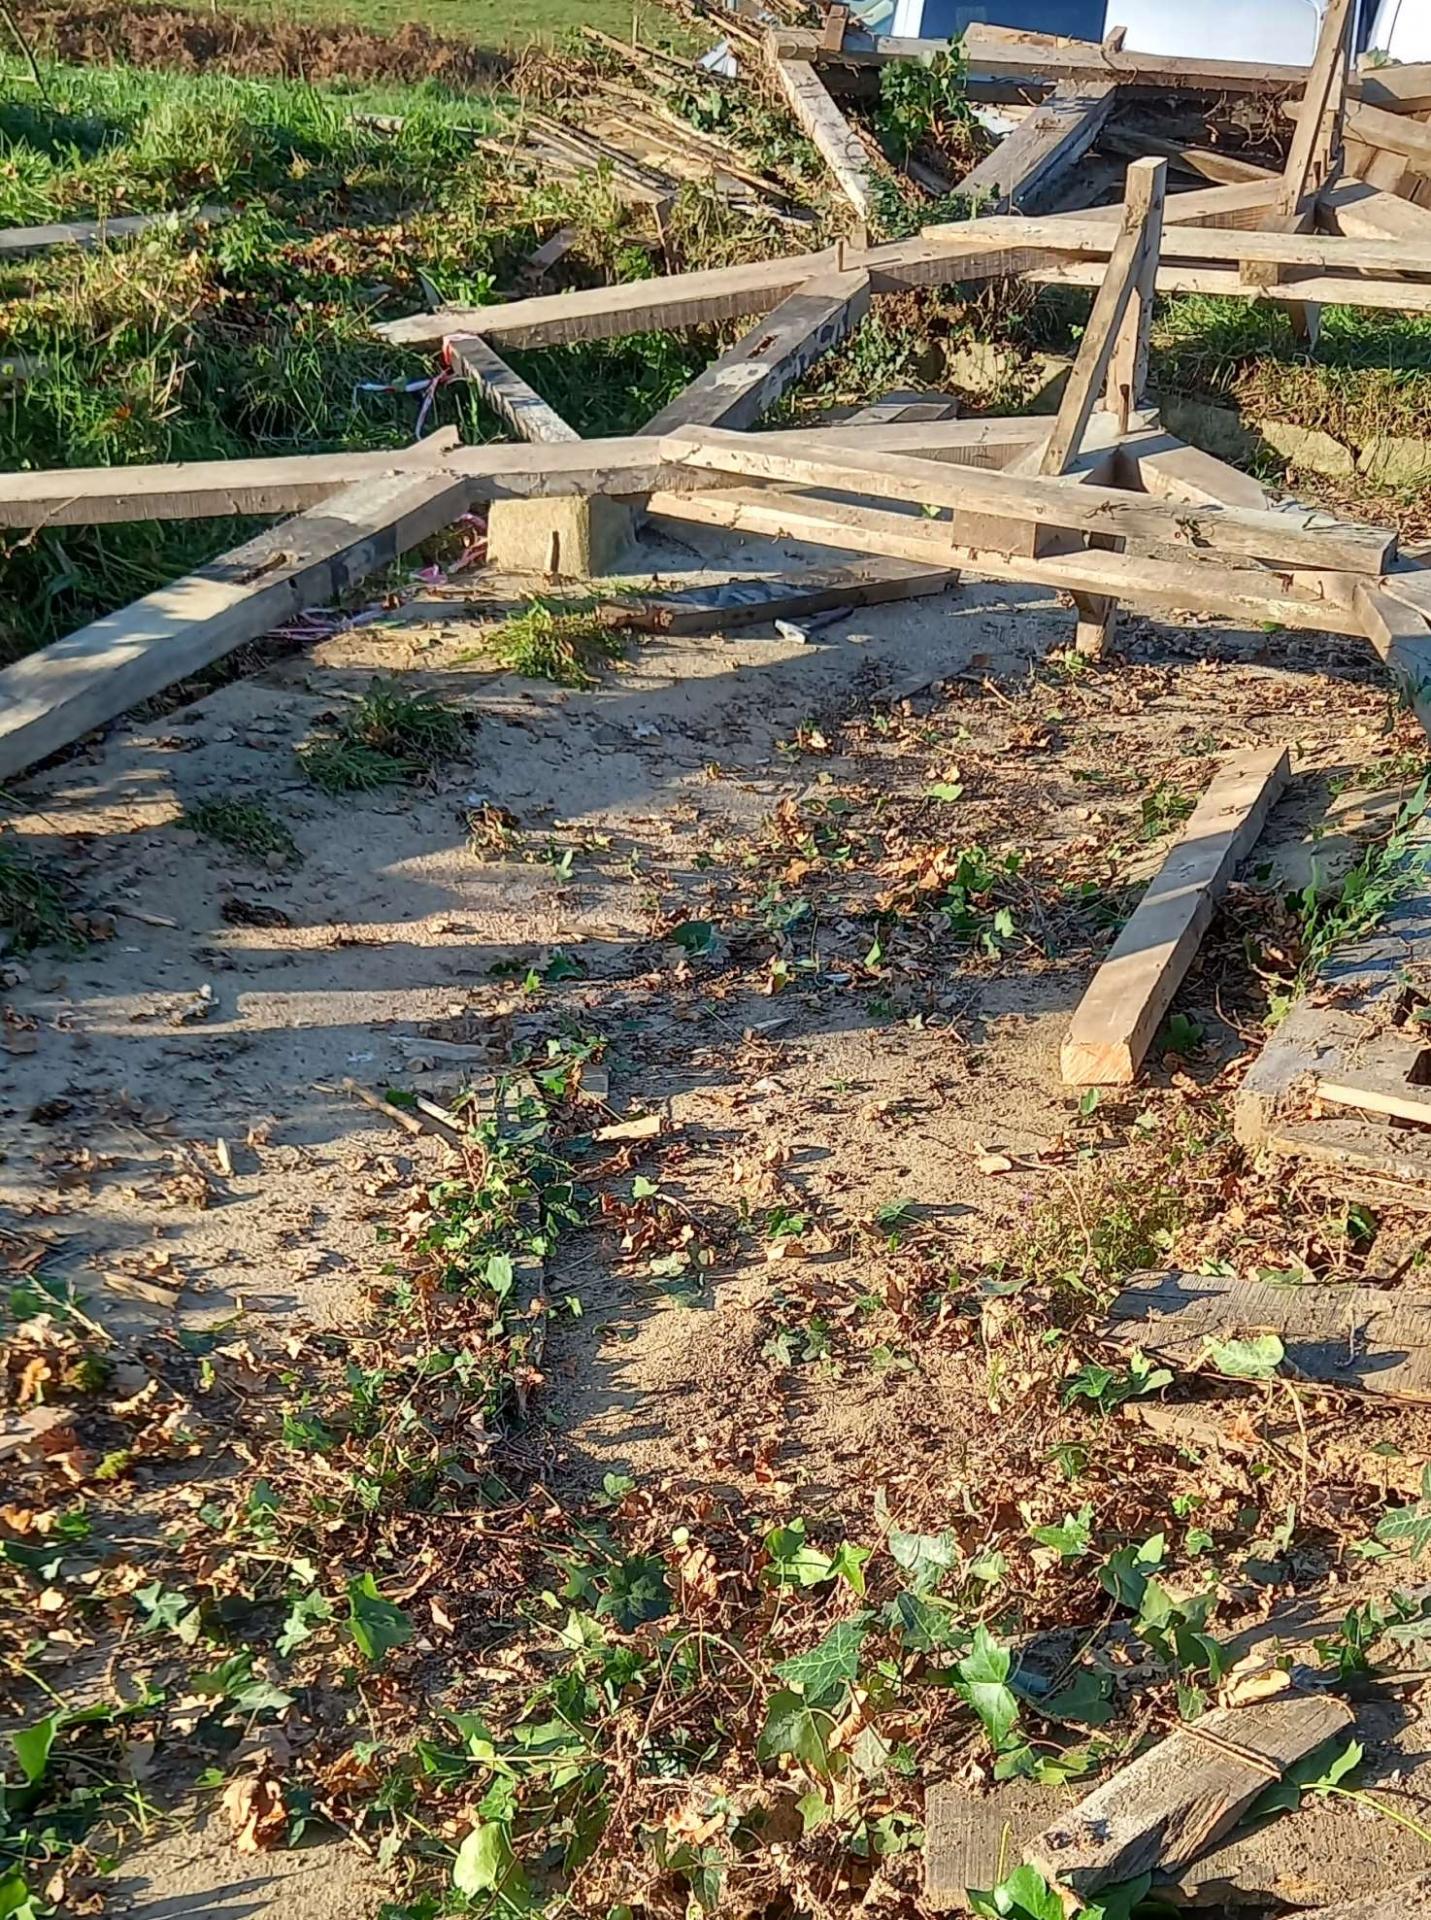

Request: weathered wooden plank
left=650, top=486, right=1369, bottom=634
left=622, top=555, right=956, bottom=631
left=1318, top=174, right=1431, bottom=240
left=444, top=334, right=579, bottom=444
left=1308, top=1870, right=1431, bottom=1919
left=1314, top=1032, right=1431, bottom=1124
left=1024, top=1696, right=1355, bottom=1899
left=1280, top=0, right=1353, bottom=212
left=774, top=24, right=1310, bottom=93
left=1104, top=1269, right=1431, bottom=1402
left=642, top=272, right=870, bottom=435
left=1340, top=99, right=1431, bottom=170
left=0, top=466, right=470, bottom=783
left=1355, top=581, right=1431, bottom=739
left=951, top=81, right=1116, bottom=214
left=1023, top=256, right=1431, bottom=312
left=771, top=56, right=880, bottom=219
left=1041, top=158, right=1164, bottom=472
left=0, top=205, right=229, bottom=257
left=943, top=210, right=1431, bottom=276
left=1105, top=162, right=1166, bottom=432
left=926, top=1785, right=1047, bottom=1912
left=661, top=426, right=1396, bottom=574
left=1061, top=747, right=1290, bottom=1085
left=1120, top=431, right=1272, bottom=509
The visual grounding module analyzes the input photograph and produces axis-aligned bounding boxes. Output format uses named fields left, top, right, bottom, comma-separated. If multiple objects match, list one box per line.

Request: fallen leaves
left=221, top=1771, right=287, bottom=1852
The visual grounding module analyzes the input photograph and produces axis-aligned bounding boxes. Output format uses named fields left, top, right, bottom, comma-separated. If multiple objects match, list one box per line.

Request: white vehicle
left=871, top=0, right=1431, bottom=68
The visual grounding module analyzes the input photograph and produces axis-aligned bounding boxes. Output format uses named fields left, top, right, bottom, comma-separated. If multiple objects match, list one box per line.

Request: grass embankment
left=0, top=53, right=817, bottom=663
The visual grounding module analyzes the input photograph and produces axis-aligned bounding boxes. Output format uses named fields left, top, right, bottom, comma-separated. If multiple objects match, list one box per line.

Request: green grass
left=0, top=836, right=80, bottom=951
left=0, top=54, right=795, bottom=665
left=480, top=594, right=628, bottom=686
left=297, top=678, right=471, bottom=790
left=169, top=0, right=685, bottom=46
left=183, top=797, right=302, bottom=865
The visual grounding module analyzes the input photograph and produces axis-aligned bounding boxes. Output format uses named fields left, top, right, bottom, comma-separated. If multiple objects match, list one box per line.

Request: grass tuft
left=298, top=678, right=469, bottom=793
left=0, top=836, right=81, bottom=952
left=183, top=797, right=301, bottom=866
left=482, top=596, right=627, bottom=688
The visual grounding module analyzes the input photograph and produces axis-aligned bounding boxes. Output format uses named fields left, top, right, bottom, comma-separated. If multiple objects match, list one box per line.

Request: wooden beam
left=774, top=24, right=1310, bottom=94
left=661, top=426, right=1396, bottom=574
left=944, top=210, right=1431, bottom=277
left=1317, top=174, right=1431, bottom=240
left=1024, top=1696, right=1354, bottom=1900
left=1120, top=430, right=1272, bottom=509
left=641, top=271, right=871, bottom=435
left=771, top=56, right=880, bottom=220
left=649, top=486, right=1371, bottom=634
left=0, top=205, right=229, bottom=257
left=1355, top=580, right=1431, bottom=738
left=444, top=334, right=580, bottom=443
left=1042, top=157, right=1165, bottom=467
left=1060, top=746, right=1291, bottom=1085
left=0, top=465, right=470, bottom=784
left=1099, top=129, right=1275, bottom=185
left=951, top=81, right=1116, bottom=214
left=1339, top=99, right=1431, bottom=171
left=1023, top=256, right=1431, bottom=313
left=1280, top=0, right=1353, bottom=211
left=1354, top=62, right=1431, bottom=114
left=1104, top=1269, right=1431, bottom=1402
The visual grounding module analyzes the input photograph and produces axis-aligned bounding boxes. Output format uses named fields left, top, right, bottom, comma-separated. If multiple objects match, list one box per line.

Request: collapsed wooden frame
left=7, top=151, right=1431, bottom=791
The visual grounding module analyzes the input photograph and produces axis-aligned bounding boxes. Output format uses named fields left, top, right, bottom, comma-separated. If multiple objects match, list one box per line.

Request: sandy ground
left=6, top=523, right=1431, bottom=1914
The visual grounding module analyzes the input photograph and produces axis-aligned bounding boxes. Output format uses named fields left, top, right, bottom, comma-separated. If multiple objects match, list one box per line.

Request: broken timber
left=1061, top=747, right=1290, bottom=1086
left=1023, top=1695, right=1354, bottom=1898
left=769, top=56, right=881, bottom=221
left=949, top=81, right=1117, bottom=215
left=1104, top=1269, right=1431, bottom=1402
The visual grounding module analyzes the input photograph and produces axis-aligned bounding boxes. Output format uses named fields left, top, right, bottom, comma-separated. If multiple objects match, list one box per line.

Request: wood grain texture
left=952, top=81, right=1116, bottom=214
left=1317, top=175, right=1431, bottom=240
left=1309, top=1870, right=1431, bottom=1918
left=1354, top=581, right=1431, bottom=739
left=642, top=272, right=870, bottom=434
left=1061, top=747, right=1290, bottom=1085
left=771, top=57, right=880, bottom=218
left=1104, top=1269, right=1431, bottom=1402
left=1119, top=431, right=1272, bottom=509
left=443, top=334, right=579, bottom=443
left=1024, top=1695, right=1354, bottom=1897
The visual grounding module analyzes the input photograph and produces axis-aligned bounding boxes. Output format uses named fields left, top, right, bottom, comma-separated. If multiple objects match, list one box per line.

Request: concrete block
left=486, top=494, right=636, bottom=578
left=1259, top=417, right=1356, bottom=477
left=1154, top=395, right=1259, bottom=467
left=1357, top=434, right=1431, bottom=485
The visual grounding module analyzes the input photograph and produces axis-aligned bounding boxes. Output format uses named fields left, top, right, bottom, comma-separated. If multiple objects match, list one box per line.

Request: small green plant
left=1161, top=1011, right=1204, bottom=1058
left=1138, top=781, right=1195, bottom=842
left=1292, top=779, right=1431, bottom=993
left=183, top=798, right=300, bottom=866
left=875, top=46, right=974, bottom=163
left=298, top=679, right=469, bottom=793
left=482, top=596, right=627, bottom=688
left=0, top=835, right=79, bottom=951
left=1062, top=1352, right=1172, bottom=1413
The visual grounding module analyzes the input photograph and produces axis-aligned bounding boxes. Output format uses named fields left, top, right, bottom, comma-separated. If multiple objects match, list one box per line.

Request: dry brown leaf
left=221, top=1772, right=286, bottom=1852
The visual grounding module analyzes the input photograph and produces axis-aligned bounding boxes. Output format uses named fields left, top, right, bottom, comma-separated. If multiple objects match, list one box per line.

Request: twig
left=0, top=3, right=50, bottom=101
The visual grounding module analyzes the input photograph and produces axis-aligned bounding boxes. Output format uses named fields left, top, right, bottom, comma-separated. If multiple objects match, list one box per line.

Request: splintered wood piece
left=1103, top=1269, right=1431, bottom=1402
left=642, top=271, right=871, bottom=434
left=1309, top=1871, right=1431, bottom=1919
left=1024, top=1695, right=1354, bottom=1898
left=444, top=334, right=579, bottom=443
left=1281, top=0, right=1353, bottom=212
left=771, top=57, right=880, bottom=219
left=1315, top=1034, right=1431, bottom=1123
left=951, top=80, right=1116, bottom=214
left=1060, top=747, right=1291, bottom=1085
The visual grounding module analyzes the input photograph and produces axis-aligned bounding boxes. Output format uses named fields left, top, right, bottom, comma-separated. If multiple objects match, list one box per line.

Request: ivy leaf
left=1205, top=1334, right=1284, bottom=1379
left=1251, top=1738, right=1364, bottom=1819
left=671, top=920, right=718, bottom=957
left=969, top=1862, right=1065, bottom=1920
left=453, top=1820, right=526, bottom=1899
left=1039, top=1668, right=1113, bottom=1727
left=830, top=1541, right=872, bottom=1594
left=955, top=1625, right=1020, bottom=1751
left=764, top=1520, right=835, bottom=1589
left=11, top=1717, right=56, bottom=1785
left=887, top=1519, right=959, bottom=1594
left=0, top=1871, right=38, bottom=1920
left=758, top=1688, right=831, bottom=1775
left=484, top=1253, right=514, bottom=1299
left=1098, top=1533, right=1166, bottom=1609
left=345, top=1573, right=413, bottom=1664
left=1029, top=1503, right=1094, bottom=1559
left=1376, top=1492, right=1431, bottom=1560
left=277, top=1589, right=334, bottom=1658
left=774, top=1621, right=865, bottom=1707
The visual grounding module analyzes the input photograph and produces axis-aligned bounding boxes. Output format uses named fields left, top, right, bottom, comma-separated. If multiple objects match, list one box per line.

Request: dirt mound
left=13, top=0, right=508, bottom=89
